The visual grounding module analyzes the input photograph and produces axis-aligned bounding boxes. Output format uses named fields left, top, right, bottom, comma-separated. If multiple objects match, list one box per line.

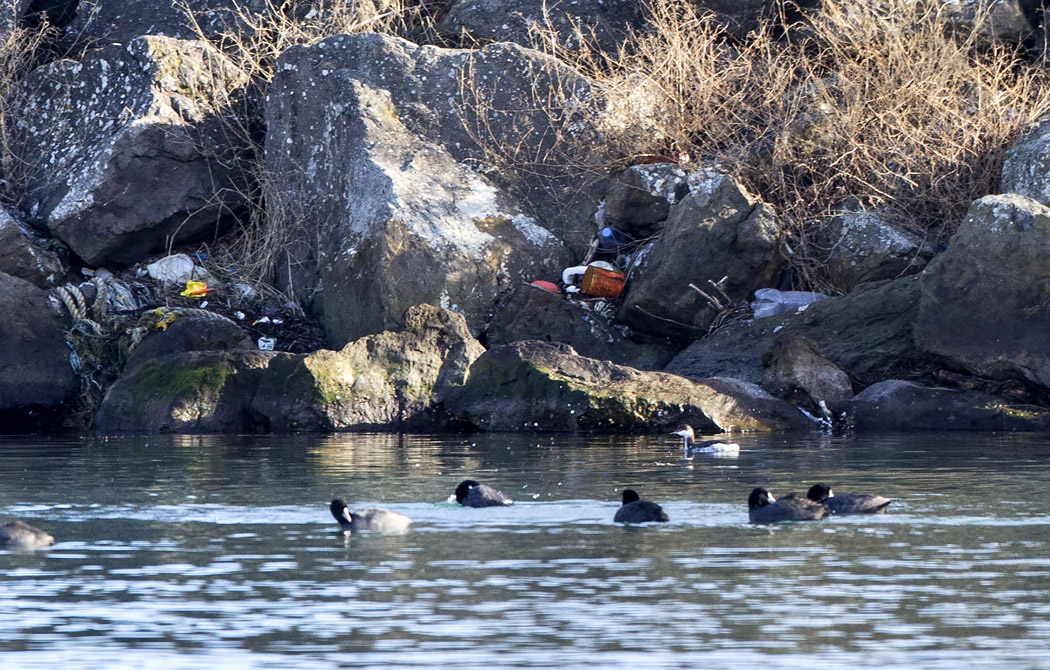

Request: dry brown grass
left=573, top=0, right=1050, bottom=290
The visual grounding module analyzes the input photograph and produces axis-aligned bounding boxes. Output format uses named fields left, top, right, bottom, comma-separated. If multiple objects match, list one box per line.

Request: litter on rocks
left=257, top=337, right=276, bottom=351
left=529, top=280, right=561, bottom=293
left=180, top=280, right=213, bottom=298
left=146, top=253, right=203, bottom=284
left=751, top=288, right=829, bottom=319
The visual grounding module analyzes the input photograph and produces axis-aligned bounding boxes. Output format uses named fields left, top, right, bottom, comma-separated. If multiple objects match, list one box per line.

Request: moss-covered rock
left=96, top=305, right=485, bottom=433
left=445, top=340, right=813, bottom=432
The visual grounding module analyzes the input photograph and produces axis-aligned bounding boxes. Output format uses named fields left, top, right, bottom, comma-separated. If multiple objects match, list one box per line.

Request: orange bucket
left=581, top=266, right=626, bottom=299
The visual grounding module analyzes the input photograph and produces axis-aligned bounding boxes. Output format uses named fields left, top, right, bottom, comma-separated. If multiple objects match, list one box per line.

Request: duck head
left=748, top=487, right=776, bottom=509
left=454, top=480, right=481, bottom=504
left=806, top=483, right=834, bottom=502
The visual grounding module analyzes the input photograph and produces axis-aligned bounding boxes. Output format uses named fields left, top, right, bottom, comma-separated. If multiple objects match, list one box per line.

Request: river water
left=2, top=431, right=1049, bottom=668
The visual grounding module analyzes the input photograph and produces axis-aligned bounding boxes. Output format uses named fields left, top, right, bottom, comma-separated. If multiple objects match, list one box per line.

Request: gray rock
left=0, top=208, right=65, bottom=288
left=438, top=0, right=644, bottom=54
left=824, top=211, right=933, bottom=291
left=761, top=334, right=854, bottom=413
left=929, top=0, right=1035, bottom=43
left=851, top=379, right=1050, bottom=431
left=67, top=0, right=270, bottom=45
left=483, top=285, right=678, bottom=370
left=603, top=163, right=693, bottom=239
left=10, top=36, right=251, bottom=266
left=667, top=275, right=927, bottom=387
left=0, top=272, right=79, bottom=420
left=265, top=34, right=591, bottom=345
left=446, top=340, right=814, bottom=432
left=123, top=308, right=252, bottom=372
left=618, top=169, right=785, bottom=340
left=96, top=305, right=485, bottom=433
left=916, top=193, right=1050, bottom=388
left=1002, top=111, right=1050, bottom=208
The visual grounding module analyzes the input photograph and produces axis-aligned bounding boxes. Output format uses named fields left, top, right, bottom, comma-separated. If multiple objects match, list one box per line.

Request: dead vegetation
left=180, top=0, right=1050, bottom=296
left=552, top=0, right=1050, bottom=290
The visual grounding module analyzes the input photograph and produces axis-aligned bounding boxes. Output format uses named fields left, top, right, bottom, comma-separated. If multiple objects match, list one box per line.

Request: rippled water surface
left=3, top=431, right=1050, bottom=668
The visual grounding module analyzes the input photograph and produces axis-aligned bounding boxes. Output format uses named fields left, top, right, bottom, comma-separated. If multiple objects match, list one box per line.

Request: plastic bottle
left=750, top=288, right=829, bottom=319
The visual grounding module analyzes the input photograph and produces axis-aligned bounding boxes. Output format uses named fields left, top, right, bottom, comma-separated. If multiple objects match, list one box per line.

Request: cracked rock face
left=617, top=169, right=785, bottom=340
left=265, top=34, right=584, bottom=346
left=9, top=35, right=251, bottom=267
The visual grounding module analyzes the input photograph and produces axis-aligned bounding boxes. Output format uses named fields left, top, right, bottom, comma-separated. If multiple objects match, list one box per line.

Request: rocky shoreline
left=3, top=0, right=1050, bottom=434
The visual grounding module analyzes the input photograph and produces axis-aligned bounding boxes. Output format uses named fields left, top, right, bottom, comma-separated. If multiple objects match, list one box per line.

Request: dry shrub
left=549, top=0, right=1050, bottom=290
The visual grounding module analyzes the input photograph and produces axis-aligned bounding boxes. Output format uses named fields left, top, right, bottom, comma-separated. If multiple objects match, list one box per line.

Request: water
left=2, top=431, right=1050, bottom=668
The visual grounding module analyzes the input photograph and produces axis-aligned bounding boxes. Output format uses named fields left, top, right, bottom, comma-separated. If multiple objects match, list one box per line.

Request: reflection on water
left=2, top=431, right=1050, bottom=668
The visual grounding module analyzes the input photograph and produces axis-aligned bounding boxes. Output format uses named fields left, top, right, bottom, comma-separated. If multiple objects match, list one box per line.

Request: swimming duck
left=451, top=480, right=514, bottom=507
left=748, top=487, right=828, bottom=523
left=613, top=489, right=669, bottom=523
left=672, top=424, right=740, bottom=456
left=330, top=499, right=412, bottom=532
left=806, top=483, right=891, bottom=515
left=0, top=520, right=55, bottom=550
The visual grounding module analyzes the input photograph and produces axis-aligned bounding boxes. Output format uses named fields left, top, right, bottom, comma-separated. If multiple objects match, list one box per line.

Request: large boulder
left=265, top=34, right=593, bottom=345
left=667, top=275, right=927, bottom=387
left=96, top=305, right=485, bottom=432
left=761, top=334, right=854, bottom=413
left=0, top=272, right=79, bottom=424
left=0, top=208, right=65, bottom=288
left=850, top=379, right=1050, bottom=431
left=9, top=36, right=251, bottom=267
left=617, top=169, right=785, bottom=340
left=253, top=304, right=486, bottom=431
left=915, top=194, right=1050, bottom=388
left=483, top=285, right=678, bottom=370
left=445, top=340, right=814, bottom=432
left=823, top=211, right=933, bottom=292
left=438, top=0, right=644, bottom=54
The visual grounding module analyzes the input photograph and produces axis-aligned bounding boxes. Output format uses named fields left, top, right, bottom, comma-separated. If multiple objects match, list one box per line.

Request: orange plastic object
left=580, top=266, right=625, bottom=298
left=530, top=280, right=561, bottom=293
